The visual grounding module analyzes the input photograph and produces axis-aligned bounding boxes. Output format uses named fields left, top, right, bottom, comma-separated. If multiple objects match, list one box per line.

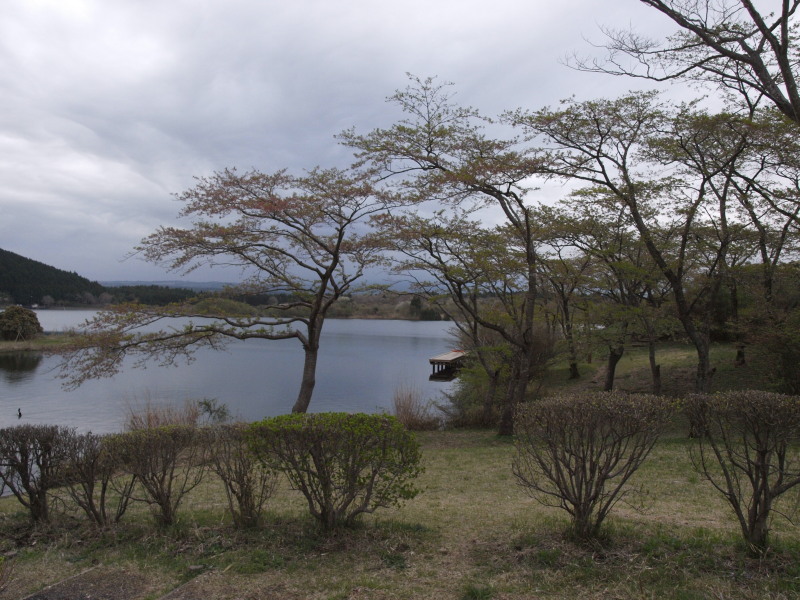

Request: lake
left=0, top=310, right=459, bottom=433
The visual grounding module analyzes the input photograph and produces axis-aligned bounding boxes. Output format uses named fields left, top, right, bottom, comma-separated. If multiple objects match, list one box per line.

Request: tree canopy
left=59, top=166, right=398, bottom=413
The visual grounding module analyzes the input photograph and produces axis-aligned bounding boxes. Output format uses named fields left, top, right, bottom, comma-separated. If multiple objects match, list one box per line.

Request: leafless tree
left=576, top=1, right=800, bottom=122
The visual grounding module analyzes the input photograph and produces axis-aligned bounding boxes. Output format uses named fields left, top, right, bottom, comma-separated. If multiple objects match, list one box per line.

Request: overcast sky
left=0, top=0, right=674, bottom=283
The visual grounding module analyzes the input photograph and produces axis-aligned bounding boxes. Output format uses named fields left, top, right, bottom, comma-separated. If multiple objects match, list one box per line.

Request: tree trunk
left=568, top=360, right=580, bottom=380
left=292, top=345, right=319, bottom=413
left=603, top=345, right=624, bottom=392
left=498, top=245, right=539, bottom=437
left=562, top=305, right=580, bottom=380
left=643, top=318, right=661, bottom=395
left=689, top=328, right=713, bottom=393
left=649, top=345, right=662, bottom=395
left=734, top=343, right=746, bottom=367
left=498, top=364, right=521, bottom=436
left=482, top=369, right=500, bottom=426
left=746, top=509, right=770, bottom=556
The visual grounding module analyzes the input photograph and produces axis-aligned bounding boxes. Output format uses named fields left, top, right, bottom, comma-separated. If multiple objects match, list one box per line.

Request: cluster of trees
left=0, top=412, right=421, bottom=531
left=57, top=2, right=800, bottom=430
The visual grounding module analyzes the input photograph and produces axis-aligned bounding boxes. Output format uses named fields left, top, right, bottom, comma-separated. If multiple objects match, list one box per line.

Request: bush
left=248, top=413, right=423, bottom=529
left=513, top=392, right=673, bottom=541
left=59, top=431, right=136, bottom=527
left=392, top=384, right=441, bottom=431
left=124, top=398, right=201, bottom=431
left=206, top=424, right=277, bottom=528
left=685, top=390, right=800, bottom=555
left=108, top=425, right=206, bottom=527
left=0, top=424, right=74, bottom=522
left=0, top=306, right=43, bottom=341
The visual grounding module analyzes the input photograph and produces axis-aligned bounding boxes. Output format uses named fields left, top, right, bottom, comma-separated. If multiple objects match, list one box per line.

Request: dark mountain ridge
left=0, top=248, right=198, bottom=306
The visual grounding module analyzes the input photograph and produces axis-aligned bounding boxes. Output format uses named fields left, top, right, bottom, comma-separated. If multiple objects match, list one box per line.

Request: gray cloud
left=0, top=0, right=668, bottom=281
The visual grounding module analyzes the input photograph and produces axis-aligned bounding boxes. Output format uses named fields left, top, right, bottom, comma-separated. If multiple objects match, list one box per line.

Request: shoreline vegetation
left=0, top=294, right=449, bottom=355
left=0, top=332, right=79, bottom=353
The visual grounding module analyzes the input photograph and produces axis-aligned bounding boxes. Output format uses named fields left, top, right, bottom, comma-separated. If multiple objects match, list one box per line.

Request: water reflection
left=0, top=352, right=43, bottom=384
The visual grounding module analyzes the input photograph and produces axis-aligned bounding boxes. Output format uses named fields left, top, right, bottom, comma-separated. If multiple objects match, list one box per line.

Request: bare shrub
left=108, top=425, right=206, bottom=527
left=206, top=424, right=277, bottom=528
left=392, top=384, right=441, bottom=431
left=59, top=432, right=136, bottom=527
left=513, top=392, right=673, bottom=541
left=124, top=398, right=201, bottom=431
left=249, top=413, right=423, bottom=530
left=685, top=390, right=800, bottom=555
left=0, top=424, right=74, bottom=522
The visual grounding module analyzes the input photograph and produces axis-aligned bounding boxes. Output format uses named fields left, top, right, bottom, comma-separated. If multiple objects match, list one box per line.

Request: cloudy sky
left=1, top=0, right=673, bottom=283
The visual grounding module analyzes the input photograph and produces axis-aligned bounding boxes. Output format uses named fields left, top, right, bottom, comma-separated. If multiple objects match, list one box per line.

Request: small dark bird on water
left=17, top=408, right=21, bottom=419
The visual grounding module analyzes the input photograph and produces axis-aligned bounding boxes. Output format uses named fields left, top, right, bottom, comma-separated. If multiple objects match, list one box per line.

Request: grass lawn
left=2, top=426, right=800, bottom=600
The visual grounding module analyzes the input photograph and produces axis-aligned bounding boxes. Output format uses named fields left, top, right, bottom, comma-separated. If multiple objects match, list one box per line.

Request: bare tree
left=107, top=425, right=206, bottom=527
left=577, top=1, right=800, bottom=122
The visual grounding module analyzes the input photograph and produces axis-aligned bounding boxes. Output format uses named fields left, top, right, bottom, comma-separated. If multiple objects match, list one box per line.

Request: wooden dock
left=429, top=350, right=466, bottom=381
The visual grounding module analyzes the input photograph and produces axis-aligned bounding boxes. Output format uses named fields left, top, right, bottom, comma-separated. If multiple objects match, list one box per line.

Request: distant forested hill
left=0, top=248, right=197, bottom=306
left=0, top=248, right=107, bottom=305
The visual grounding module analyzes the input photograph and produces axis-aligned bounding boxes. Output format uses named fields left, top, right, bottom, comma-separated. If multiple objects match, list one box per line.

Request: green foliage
left=746, top=306, right=800, bottom=394
left=0, top=424, right=74, bottom=522
left=197, top=398, right=232, bottom=424
left=0, top=305, right=43, bottom=341
left=513, top=392, right=674, bottom=541
left=248, top=413, right=423, bottom=529
left=685, top=390, right=800, bottom=555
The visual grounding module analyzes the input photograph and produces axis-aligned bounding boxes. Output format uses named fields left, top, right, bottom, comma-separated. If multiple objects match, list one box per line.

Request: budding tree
left=59, top=167, right=395, bottom=413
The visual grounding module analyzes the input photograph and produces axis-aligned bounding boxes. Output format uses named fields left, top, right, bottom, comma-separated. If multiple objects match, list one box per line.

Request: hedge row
left=0, top=413, right=422, bottom=531
left=2, top=390, right=800, bottom=557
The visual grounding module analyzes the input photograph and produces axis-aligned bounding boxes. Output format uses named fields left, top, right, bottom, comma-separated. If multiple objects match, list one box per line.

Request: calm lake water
left=0, top=310, right=458, bottom=433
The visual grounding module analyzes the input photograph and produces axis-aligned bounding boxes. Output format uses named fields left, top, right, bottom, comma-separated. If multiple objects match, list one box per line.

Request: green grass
left=1, top=428, right=800, bottom=599
left=0, top=332, right=77, bottom=353
left=542, top=341, right=779, bottom=397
